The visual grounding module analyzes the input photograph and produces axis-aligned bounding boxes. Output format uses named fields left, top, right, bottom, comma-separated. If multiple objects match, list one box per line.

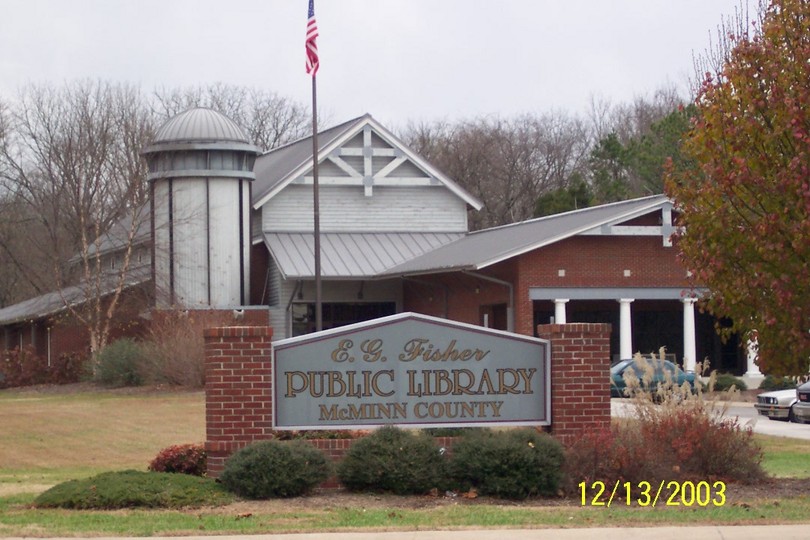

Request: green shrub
left=759, top=374, right=798, bottom=391
left=220, top=440, right=331, bottom=498
left=711, top=372, right=748, bottom=392
left=449, top=429, right=564, bottom=499
left=34, top=470, right=231, bottom=509
left=95, top=338, right=145, bottom=387
left=148, top=443, right=207, bottom=476
left=337, top=426, right=447, bottom=495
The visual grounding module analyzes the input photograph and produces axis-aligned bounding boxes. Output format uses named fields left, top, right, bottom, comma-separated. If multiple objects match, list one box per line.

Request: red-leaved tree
left=667, top=0, right=810, bottom=375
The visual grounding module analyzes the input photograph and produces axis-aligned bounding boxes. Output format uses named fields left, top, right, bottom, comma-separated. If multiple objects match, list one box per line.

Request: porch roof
left=263, top=231, right=464, bottom=280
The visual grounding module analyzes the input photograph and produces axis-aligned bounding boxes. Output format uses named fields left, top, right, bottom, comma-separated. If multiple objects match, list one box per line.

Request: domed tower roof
left=143, top=107, right=260, bottom=154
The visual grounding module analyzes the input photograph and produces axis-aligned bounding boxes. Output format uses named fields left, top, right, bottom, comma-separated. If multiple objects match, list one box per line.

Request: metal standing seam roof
left=152, top=107, right=251, bottom=144
left=142, top=107, right=261, bottom=155
left=381, top=195, right=672, bottom=276
left=263, top=232, right=465, bottom=279
left=0, top=265, right=151, bottom=325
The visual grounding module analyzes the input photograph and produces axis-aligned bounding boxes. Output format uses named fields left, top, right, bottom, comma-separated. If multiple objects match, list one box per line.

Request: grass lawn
left=0, top=385, right=204, bottom=495
left=0, top=385, right=809, bottom=536
left=759, top=435, right=810, bottom=478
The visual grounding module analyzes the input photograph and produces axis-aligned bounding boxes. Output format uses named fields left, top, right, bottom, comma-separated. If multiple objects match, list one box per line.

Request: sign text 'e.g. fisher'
left=272, top=312, right=550, bottom=429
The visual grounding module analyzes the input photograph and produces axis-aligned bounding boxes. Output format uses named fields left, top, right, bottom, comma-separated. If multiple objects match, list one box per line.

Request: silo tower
left=142, top=108, right=260, bottom=309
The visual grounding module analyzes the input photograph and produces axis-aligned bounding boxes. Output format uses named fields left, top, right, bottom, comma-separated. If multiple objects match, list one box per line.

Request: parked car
left=755, top=389, right=798, bottom=422
left=610, top=358, right=695, bottom=398
left=792, top=381, right=810, bottom=424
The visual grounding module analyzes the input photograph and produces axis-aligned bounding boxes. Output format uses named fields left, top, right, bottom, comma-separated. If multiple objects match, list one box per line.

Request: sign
left=272, top=312, right=550, bottom=429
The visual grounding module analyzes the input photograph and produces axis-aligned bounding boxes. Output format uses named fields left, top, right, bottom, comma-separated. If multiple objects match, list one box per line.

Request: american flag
left=305, top=0, right=319, bottom=76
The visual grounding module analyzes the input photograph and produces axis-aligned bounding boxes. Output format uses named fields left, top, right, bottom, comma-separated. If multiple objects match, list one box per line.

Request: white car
left=755, top=389, right=799, bottom=422
left=793, top=382, right=810, bottom=424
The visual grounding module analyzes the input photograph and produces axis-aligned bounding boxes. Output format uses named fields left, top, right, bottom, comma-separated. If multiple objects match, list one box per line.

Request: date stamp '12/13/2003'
left=579, top=480, right=727, bottom=507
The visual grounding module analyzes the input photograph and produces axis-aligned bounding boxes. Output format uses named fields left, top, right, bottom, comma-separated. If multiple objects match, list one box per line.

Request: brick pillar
left=204, top=326, right=274, bottom=477
left=537, top=323, right=611, bottom=444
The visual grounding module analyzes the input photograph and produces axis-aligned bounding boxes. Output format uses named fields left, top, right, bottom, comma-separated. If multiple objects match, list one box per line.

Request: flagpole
left=311, top=76, right=322, bottom=332
left=305, top=0, right=322, bottom=332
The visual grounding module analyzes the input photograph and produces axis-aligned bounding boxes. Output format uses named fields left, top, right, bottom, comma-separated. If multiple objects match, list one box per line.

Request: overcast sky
left=1, top=0, right=747, bottom=129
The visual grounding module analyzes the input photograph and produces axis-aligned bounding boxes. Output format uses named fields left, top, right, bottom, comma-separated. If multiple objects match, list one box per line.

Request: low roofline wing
left=381, top=195, right=673, bottom=277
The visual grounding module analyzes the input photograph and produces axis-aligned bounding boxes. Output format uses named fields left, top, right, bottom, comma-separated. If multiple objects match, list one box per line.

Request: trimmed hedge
left=220, top=440, right=331, bottom=499
left=449, top=429, right=565, bottom=499
left=34, top=470, right=231, bottom=509
left=337, top=426, right=447, bottom=495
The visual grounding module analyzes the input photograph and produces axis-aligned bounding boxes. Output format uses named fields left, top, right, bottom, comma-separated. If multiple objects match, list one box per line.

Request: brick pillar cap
left=203, top=326, right=273, bottom=338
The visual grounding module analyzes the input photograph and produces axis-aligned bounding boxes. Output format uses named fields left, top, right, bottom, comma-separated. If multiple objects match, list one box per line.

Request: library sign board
left=272, top=312, right=550, bottom=430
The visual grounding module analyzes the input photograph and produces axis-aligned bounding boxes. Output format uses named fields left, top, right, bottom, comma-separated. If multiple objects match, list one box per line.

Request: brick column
left=537, top=323, right=611, bottom=444
left=204, top=326, right=274, bottom=477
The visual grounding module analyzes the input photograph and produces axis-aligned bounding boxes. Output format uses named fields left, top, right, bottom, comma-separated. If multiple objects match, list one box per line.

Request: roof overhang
left=263, top=231, right=464, bottom=280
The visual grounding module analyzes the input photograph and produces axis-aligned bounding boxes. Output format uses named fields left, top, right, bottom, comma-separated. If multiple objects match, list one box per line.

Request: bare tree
left=404, top=112, right=589, bottom=229
left=0, top=192, right=27, bottom=305
left=588, top=85, right=685, bottom=144
left=0, top=81, right=154, bottom=362
left=691, top=1, right=757, bottom=91
left=152, top=83, right=311, bottom=151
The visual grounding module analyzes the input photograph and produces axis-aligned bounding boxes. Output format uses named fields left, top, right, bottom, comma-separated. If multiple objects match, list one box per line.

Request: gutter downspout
left=462, top=271, right=515, bottom=332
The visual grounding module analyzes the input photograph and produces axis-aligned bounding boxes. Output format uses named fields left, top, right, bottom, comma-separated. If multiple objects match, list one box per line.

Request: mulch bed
left=208, top=477, right=809, bottom=515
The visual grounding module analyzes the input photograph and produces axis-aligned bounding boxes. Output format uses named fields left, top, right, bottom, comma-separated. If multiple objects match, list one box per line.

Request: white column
left=745, top=336, right=763, bottom=377
left=682, top=298, right=697, bottom=373
left=554, top=299, right=569, bottom=324
left=618, top=299, right=634, bottom=360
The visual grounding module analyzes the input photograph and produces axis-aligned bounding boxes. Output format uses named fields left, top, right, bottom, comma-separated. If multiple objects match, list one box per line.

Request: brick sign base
left=204, top=323, right=611, bottom=478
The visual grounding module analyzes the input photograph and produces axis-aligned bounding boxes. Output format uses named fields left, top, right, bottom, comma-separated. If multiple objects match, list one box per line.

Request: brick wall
left=516, top=236, right=688, bottom=335
left=537, top=322, right=612, bottom=443
left=203, top=326, right=275, bottom=477
left=403, top=236, right=688, bottom=338
left=402, top=265, right=517, bottom=328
